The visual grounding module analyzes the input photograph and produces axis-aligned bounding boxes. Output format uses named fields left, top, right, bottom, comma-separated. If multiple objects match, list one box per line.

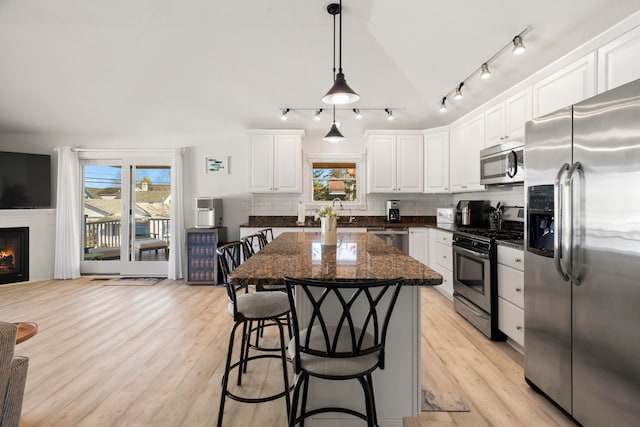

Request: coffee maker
left=386, top=200, right=401, bottom=223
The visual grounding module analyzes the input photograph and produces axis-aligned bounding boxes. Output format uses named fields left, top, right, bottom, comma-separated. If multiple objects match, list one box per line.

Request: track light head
left=314, top=109, right=323, bottom=121
left=353, top=108, right=362, bottom=119
left=454, top=82, right=464, bottom=100
left=512, top=35, right=526, bottom=55
left=280, top=108, right=290, bottom=120
left=385, top=108, right=394, bottom=120
left=480, top=63, right=491, bottom=79
left=440, top=97, right=447, bottom=112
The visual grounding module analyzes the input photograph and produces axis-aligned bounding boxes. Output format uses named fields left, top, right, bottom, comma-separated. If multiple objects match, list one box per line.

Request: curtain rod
left=70, top=148, right=176, bottom=153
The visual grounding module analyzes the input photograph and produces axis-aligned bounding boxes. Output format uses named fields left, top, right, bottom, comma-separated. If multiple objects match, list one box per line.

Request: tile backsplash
left=251, top=185, right=524, bottom=217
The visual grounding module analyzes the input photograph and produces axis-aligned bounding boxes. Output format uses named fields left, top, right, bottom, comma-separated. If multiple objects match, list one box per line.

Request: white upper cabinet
left=505, top=87, right=533, bottom=140
left=248, top=130, right=304, bottom=193
left=424, top=128, right=449, bottom=193
left=532, top=53, right=596, bottom=118
left=485, top=87, right=532, bottom=147
left=367, top=132, right=424, bottom=193
left=484, top=102, right=506, bottom=148
left=448, top=124, right=465, bottom=192
left=449, top=114, right=485, bottom=193
left=598, top=25, right=640, bottom=93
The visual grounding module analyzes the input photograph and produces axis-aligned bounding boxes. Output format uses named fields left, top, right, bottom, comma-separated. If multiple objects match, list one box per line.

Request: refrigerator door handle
left=554, top=163, right=571, bottom=281
left=567, top=161, right=583, bottom=285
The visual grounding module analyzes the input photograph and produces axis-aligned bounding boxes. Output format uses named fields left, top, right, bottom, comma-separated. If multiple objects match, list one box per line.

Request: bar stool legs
left=217, top=317, right=290, bottom=427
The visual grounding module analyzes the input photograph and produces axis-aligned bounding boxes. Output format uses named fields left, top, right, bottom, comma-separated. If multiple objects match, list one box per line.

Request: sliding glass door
left=81, top=158, right=171, bottom=276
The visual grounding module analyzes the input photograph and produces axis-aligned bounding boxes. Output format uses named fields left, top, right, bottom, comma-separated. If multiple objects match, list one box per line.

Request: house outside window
left=306, top=153, right=366, bottom=210
left=312, top=162, right=357, bottom=202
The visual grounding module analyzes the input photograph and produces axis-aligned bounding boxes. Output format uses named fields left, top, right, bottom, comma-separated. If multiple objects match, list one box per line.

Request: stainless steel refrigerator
left=524, top=78, right=640, bottom=426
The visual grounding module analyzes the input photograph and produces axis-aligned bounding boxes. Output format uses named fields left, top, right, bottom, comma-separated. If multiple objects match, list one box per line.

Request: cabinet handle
left=515, top=288, right=522, bottom=293
left=515, top=258, right=522, bottom=263
left=516, top=325, right=523, bottom=331
left=442, top=255, right=447, bottom=259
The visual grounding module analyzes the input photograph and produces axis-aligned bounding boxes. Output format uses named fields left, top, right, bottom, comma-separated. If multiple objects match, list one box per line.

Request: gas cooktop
left=455, top=228, right=524, bottom=241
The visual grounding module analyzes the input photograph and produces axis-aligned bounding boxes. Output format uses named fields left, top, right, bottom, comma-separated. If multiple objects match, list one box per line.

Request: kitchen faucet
left=332, top=198, right=343, bottom=209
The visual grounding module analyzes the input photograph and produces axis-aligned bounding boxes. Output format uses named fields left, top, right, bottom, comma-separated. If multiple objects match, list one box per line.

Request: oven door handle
left=452, top=245, right=490, bottom=260
left=456, top=294, right=490, bottom=319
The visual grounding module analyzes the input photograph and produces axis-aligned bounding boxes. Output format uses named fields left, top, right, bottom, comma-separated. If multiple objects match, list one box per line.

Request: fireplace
left=0, top=227, right=29, bottom=285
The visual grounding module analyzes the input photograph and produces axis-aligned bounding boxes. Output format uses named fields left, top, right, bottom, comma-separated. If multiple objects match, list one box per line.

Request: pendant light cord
left=332, top=6, right=337, bottom=80
left=338, top=0, right=343, bottom=74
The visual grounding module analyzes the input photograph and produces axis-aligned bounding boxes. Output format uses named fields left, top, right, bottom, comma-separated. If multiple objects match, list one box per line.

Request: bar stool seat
left=288, top=327, right=378, bottom=377
left=231, top=291, right=289, bottom=320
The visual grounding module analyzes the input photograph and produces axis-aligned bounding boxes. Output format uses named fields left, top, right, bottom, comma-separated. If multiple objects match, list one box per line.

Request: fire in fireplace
left=0, top=227, right=29, bottom=285
left=0, top=248, right=16, bottom=270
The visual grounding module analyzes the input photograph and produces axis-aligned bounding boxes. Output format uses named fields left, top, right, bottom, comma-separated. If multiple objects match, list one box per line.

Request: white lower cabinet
left=497, top=245, right=525, bottom=348
left=431, top=229, right=453, bottom=299
left=409, top=228, right=429, bottom=265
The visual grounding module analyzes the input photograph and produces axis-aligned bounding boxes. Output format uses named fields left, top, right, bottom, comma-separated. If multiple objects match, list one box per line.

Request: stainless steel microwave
left=480, top=141, right=524, bottom=185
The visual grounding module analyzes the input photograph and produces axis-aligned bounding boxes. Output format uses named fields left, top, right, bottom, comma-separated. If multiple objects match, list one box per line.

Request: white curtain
left=54, top=146, right=81, bottom=279
left=168, top=148, right=185, bottom=279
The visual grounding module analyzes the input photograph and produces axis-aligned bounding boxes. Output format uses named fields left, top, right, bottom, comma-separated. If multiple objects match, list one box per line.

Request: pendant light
left=323, top=106, right=345, bottom=143
left=322, top=2, right=360, bottom=105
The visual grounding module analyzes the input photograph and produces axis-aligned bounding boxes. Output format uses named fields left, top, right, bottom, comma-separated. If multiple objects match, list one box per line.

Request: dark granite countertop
left=229, top=231, right=443, bottom=287
left=240, top=215, right=436, bottom=228
left=496, top=239, right=525, bottom=250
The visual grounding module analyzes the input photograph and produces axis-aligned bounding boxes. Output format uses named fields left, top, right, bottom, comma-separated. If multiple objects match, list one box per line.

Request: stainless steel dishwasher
left=366, top=228, right=409, bottom=254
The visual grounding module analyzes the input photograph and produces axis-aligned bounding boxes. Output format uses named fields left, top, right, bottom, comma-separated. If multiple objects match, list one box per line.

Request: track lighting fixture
left=323, top=106, right=346, bottom=143
left=280, top=108, right=289, bottom=121
left=480, top=63, right=491, bottom=79
left=322, top=1, right=360, bottom=105
left=454, top=82, right=464, bottom=100
left=438, top=27, right=530, bottom=112
left=512, top=35, right=526, bottom=55
left=440, top=97, right=447, bottom=112
left=385, top=109, right=394, bottom=120
left=314, top=109, right=323, bottom=121
left=353, top=108, right=362, bottom=119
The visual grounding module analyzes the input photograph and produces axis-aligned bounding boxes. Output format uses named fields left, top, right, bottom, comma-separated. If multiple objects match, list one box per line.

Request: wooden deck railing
left=85, top=218, right=170, bottom=249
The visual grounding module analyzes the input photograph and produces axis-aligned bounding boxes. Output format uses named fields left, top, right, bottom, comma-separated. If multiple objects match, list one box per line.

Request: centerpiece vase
left=320, top=216, right=337, bottom=246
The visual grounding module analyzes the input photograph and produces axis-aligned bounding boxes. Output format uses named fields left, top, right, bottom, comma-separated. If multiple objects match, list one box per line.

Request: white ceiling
left=0, top=0, right=639, bottom=138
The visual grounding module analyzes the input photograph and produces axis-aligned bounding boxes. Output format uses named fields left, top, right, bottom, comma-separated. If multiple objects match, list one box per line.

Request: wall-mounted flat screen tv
left=0, top=151, right=52, bottom=209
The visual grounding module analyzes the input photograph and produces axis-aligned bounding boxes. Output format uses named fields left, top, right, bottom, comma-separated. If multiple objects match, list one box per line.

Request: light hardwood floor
left=0, top=278, right=575, bottom=427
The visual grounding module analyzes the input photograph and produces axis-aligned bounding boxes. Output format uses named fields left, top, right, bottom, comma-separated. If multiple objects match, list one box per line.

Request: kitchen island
left=229, top=232, right=442, bottom=427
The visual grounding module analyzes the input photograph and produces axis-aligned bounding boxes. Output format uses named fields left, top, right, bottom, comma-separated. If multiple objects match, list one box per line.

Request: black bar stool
left=258, top=228, right=274, bottom=248
left=216, top=241, right=291, bottom=427
left=283, top=277, right=404, bottom=427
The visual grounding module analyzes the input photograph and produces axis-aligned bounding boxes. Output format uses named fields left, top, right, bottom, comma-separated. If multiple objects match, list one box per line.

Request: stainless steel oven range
left=452, top=206, right=524, bottom=340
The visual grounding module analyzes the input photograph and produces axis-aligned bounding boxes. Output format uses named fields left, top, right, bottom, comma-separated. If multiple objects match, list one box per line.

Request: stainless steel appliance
left=452, top=206, right=524, bottom=340
left=524, top=79, right=640, bottom=426
left=195, top=197, right=223, bottom=228
left=480, top=140, right=524, bottom=185
left=436, top=207, right=455, bottom=228
left=386, top=200, right=400, bottom=223
left=455, top=200, right=491, bottom=227
left=366, top=228, right=409, bottom=254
